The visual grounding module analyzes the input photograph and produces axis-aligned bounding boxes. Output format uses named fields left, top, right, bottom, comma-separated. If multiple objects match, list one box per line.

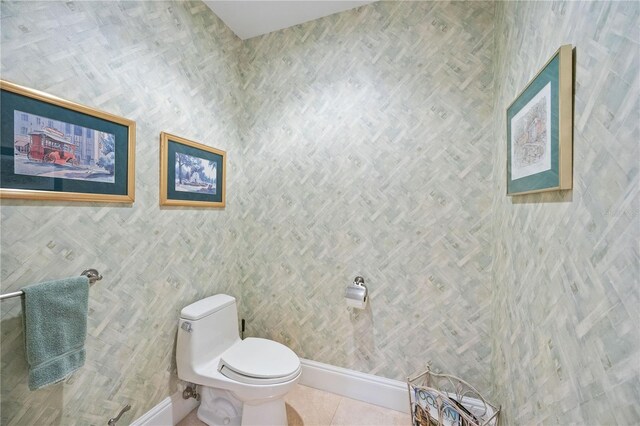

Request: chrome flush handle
left=107, top=404, right=131, bottom=426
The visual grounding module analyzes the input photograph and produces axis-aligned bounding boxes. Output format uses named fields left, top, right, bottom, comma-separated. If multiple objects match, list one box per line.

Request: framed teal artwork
left=0, top=80, right=136, bottom=203
left=159, top=132, right=226, bottom=208
left=506, top=45, right=573, bottom=196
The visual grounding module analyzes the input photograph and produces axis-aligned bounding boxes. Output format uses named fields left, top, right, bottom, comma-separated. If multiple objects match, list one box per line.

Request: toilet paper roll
left=346, top=297, right=366, bottom=309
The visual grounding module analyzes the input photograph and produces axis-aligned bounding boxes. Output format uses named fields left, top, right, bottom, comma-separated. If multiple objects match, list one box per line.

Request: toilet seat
left=218, top=338, right=301, bottom=385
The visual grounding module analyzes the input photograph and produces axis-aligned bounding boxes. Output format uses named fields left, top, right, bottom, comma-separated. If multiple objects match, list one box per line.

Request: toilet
left=176, top=294, right=301, bottom=426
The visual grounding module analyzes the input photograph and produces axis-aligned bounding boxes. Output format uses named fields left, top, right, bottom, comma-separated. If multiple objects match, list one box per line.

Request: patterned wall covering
left=237, top=1, right=496, bottom=389
left=490, top=1, right=640, bottom=425
left=3, top=2, right=638, bottom=425
left=0, top=2, right=244, bottom=424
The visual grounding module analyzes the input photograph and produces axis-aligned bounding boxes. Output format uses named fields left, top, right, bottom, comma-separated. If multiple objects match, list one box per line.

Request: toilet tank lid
left=180, top=294, right=235, bottom=320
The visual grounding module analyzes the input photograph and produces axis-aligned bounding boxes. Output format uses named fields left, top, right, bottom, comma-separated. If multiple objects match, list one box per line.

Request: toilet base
left=197, top=387, right=242, bottom=426
left=241, top=398, right=287, bottom=426
left=196, top=386, right=288, bottom=426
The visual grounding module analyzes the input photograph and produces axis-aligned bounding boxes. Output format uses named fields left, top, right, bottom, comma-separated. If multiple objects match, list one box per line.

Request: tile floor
left=177, top=384, right=410, bottom=426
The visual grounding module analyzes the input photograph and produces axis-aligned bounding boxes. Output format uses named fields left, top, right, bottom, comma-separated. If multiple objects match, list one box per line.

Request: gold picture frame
left=0, top=80, right=136, bottom=203
left=159, top=132, right=226, bottom=208
left=506, top=45, right=573, bottom=196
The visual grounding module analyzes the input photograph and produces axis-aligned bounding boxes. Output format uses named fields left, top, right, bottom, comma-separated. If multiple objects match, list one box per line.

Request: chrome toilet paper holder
left=345, top=276, right=368, bottom=303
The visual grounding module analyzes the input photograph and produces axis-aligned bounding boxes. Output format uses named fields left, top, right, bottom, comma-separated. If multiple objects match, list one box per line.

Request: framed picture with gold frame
left=506, top=45, right=573, bottom=196
left=159, top=132, right=225, bottom=208
left=0, top=80, right=135, bottom=203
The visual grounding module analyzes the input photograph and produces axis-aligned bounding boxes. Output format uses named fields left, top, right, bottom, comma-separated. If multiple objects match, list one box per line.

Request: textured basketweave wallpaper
left=236, top=0, right=495, bottom=388
left=0, top=2, right=245, bottom=424
left=1, top=1, right=639, bottom=425
left=490, top=1, right=639, bottom=425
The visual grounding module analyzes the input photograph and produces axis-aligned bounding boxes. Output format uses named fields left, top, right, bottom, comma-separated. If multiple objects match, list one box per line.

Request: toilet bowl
left=176, top=294, right=301, bottom=426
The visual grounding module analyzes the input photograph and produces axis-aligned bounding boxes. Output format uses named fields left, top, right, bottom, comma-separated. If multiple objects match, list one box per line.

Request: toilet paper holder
left=345, top=276, right=367, bottom=305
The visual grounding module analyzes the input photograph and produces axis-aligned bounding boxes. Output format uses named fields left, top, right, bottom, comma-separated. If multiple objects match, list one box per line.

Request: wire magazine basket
left=408, top=366, right=500, bottom=426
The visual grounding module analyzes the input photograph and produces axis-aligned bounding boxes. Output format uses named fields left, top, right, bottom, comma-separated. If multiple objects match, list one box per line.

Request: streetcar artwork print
left=13, top=110, right=116, bottom=183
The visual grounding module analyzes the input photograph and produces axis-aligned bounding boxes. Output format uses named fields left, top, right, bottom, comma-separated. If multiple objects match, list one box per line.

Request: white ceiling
left=204, top=1, right=375, bottom=40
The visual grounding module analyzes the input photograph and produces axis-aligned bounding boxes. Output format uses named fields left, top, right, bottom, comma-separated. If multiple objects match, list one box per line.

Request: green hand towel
left=21, top=276, right=89, bottom=390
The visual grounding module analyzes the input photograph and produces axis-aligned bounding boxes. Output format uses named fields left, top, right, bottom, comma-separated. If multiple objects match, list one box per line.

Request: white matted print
left=510, top=82, right=551, bottom=181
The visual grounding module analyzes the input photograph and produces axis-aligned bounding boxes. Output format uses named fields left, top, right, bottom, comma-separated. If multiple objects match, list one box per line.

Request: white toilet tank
left=176, top=294, right=241, bottom=382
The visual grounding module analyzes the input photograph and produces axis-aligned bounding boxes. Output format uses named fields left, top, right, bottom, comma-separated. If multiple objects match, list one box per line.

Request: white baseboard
left=299, top=359, right=410, bottom=414
left=132, top=360, right=410, bottom=425
left=130, top=390, right=199, bottom=426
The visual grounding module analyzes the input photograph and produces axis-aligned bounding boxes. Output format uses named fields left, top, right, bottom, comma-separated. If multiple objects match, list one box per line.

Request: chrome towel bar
left=0, top=269, right=102, bottom=301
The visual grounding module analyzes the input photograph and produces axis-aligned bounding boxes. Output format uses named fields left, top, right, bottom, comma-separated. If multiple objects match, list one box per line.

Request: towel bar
left=0, top=269, right=102, bottom=301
